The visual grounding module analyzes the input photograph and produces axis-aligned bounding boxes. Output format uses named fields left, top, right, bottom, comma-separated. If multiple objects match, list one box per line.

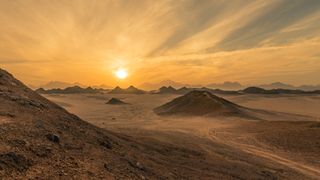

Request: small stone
left=136, top=162, right=145, bottom=171
left=46, top=134, right=60, bottom=143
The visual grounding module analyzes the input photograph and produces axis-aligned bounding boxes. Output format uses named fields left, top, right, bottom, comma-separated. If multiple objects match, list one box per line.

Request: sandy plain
left=45, top=93, right=320, bottom=179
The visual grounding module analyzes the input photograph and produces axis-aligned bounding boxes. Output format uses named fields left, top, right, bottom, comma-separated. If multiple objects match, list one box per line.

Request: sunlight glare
left=115, top=68, right=128, bottom=79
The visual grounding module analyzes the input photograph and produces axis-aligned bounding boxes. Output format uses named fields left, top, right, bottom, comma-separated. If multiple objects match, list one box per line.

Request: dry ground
left=44, top=93, right=320, bottom=179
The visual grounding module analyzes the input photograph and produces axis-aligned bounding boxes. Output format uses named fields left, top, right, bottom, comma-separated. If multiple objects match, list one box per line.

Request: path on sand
left=208, top=129, right=320, bottom=179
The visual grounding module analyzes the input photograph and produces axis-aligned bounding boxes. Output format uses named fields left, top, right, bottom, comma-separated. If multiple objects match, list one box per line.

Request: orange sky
left=1, top=0, right=320, bottom=87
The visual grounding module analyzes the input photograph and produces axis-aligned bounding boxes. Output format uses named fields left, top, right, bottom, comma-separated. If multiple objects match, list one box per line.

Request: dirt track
left=210, top=130, right=320, bottom=179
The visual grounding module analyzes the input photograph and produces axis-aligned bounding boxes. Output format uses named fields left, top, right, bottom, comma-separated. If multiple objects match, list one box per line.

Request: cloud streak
left=0, top=0, right=319, bottom=86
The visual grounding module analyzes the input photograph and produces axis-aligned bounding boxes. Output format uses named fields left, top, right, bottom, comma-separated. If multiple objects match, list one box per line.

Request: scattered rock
left=135, top=162, right=145, bottom=171
left=139, top=174, right=146, bottom=180
left=46, top=134, right=60, bottom=144
left=7, top=139, right=26, bottom=147
left=0, top=112, right=15, bottom=118
left=260, top=170, right=277, bottom=179
left=0, top=152, right=32, bottom=172
left=0, top=91, right=46, bottom=109
left=127, top=160, right=146, bottom=171
left=31, top=146, right=52, bottom=157
left=98, top=138, right=112, bottom=149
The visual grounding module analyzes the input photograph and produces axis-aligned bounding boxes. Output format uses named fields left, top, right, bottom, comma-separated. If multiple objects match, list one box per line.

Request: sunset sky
left=1, top=0, right=320, bottom=87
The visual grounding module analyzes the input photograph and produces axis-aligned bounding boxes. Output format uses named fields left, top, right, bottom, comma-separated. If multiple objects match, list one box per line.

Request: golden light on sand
left=115, top=68, right=128, bottom=79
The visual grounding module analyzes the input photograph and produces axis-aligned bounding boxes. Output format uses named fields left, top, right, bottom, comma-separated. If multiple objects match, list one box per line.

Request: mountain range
left=257, top=82, right=320, bottom=91
left=34, top=80, right=320, bottom=92
left=33, top=81, right=111, bottom=90
left=139, top=80, right=202, bottom=90
left=37, top=85, right=320, bottom=95
left=36, top=86, right=104, bottom=94
left=143, top=80, right=320, bottom=91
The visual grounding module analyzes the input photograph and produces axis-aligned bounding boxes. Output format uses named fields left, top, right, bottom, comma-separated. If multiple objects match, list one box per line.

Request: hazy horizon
left=1, top=0, right=320, bottom=87
left=30, top=79, right=320, bottom=90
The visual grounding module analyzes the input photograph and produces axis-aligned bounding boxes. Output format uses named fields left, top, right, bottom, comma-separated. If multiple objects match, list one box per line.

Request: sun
left=115, top=68, right=128, bottom=79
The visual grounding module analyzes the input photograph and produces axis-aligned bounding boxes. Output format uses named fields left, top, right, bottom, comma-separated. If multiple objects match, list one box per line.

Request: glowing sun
left=115, top=68, right=128, bottom=79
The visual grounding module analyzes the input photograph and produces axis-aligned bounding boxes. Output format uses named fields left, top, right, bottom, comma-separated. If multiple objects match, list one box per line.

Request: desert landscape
left=7, top=68, right=320, bottom=179
left=1, top=0, right=320, bottom=179
left=0, top=69, right=319, bottom=179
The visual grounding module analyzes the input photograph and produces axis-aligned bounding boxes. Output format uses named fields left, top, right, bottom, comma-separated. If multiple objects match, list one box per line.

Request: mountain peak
left=109, top=85, right=145, bottom=94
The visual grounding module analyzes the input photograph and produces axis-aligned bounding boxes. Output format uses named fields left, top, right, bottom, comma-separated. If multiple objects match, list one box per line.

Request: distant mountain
left=109, top=86, right=145, bottom=94
left=140, top=80, right=201, bottom=90
left=36, top=84, right=320, bottom=95
left=36, top=86, right=102, bottom=94
left=37, top=81, right=111, bottom=90
left=258, top=82, right=295, bottom=90
left=207, top=82, right=243, bottom=90
left=38, top=81, right=85, bottom=90
left=242, top=87, right=268, bottom=94
left=177, top=87, right=192, bottom=94
left=296, top=84, right=320, bottom=91
left=155, top=85, right=320, bottom=95
left=242, top=87, right=320, bottom=94
left=158, top=86, right=179, bottom=94
left=154, top=86, right=239, bottom=95
left=35, top=88, right=47, bottom=94
left=258, top=82, right=320, bottom=91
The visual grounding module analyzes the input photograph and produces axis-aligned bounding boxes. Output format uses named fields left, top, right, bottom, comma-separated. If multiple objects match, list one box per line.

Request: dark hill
left=177, top=87, right=191, bottom=94
left=154, top=90, right=248, bottom=117
left=158, top=86, right=179, bottom=94
left=38, top=86, right=101, bottom=94
left=35, top=88, right=47, bottom=94
left=242, top=87, right=268, bottom=94
left=109, top=86, right=145, bottom=94
left=242, top=87, right=320, bottom=94
left=106, top=98, right=128, bottom=105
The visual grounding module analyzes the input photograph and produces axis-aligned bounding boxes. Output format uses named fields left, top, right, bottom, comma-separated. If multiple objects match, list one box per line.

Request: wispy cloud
left=208, top=0, right=320, bottom=52
left=0, top=0, right=319, bottom=86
